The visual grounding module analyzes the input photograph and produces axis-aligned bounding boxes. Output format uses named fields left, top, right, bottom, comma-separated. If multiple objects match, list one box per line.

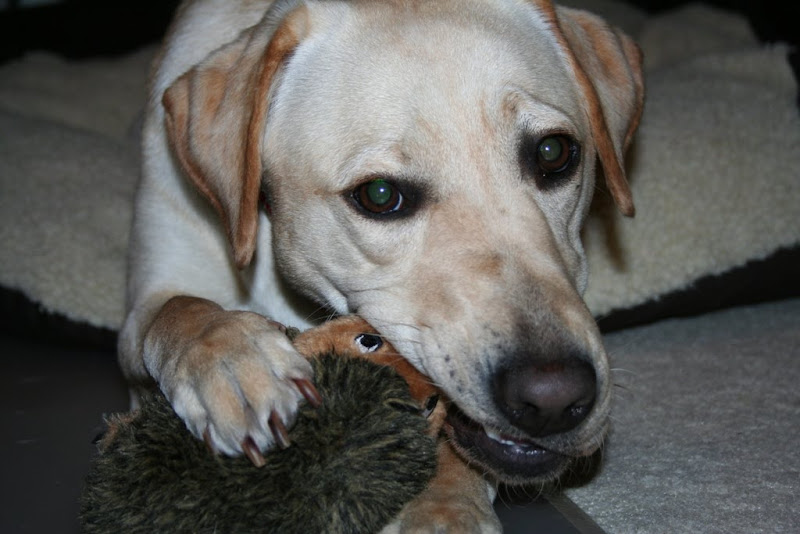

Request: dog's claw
left=294, top=378, right=322, bottom=408
left=266, top=319, right=288, bottom=334
left=203, top=427, right=219, bottom=456
left=268, top=411, right=291, bottom=449
left=242, top=436, right=266, bottom=467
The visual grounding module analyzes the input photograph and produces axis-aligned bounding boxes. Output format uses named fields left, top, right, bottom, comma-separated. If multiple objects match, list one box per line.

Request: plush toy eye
left=355, top=333, right=383, bottom=353
left=421, top=395, right=440, bottom=418
left=353, top=179, right=404, bottom=215
left=536, top=135, right=573, bottom=174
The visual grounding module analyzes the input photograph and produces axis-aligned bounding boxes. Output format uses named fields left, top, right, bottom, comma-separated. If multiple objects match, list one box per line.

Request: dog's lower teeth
left=484, top=428, right=517, bottom=446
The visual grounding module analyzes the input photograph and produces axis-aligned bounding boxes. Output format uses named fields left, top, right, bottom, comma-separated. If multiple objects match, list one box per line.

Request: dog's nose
left=493, top=357, right=596, bottom=437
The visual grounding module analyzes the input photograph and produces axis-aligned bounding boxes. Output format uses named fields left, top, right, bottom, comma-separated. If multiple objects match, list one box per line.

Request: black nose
left=493, top=357, right=596, bottom=437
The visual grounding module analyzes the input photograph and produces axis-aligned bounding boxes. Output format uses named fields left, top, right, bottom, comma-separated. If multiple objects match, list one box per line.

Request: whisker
left=613, top=382, right=632, bottom=392
left=301, top=305, right=339, bottom=324
left=346, top=283, right=394, bottom=294
left=370, top=333, right=423, bottom=346
left=370, top=320, right=424, bottom=334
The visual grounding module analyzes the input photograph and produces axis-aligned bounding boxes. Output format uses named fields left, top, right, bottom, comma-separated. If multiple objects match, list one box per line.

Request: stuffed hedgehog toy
left=81, top=317, right=445, bottom=533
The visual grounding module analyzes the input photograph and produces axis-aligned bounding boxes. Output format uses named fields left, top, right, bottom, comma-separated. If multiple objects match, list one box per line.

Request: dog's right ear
left=162, top=5, right=310, bottom=269
left=528, top=0, right=644, bottom=217
left=553, top=6, right=644, bottom=217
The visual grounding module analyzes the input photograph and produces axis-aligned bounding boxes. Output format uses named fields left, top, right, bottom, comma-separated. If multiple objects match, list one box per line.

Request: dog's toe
left=160, top=312, right=317, bottom=458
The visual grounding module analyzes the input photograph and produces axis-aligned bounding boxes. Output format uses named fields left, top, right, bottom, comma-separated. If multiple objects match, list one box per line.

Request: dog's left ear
left=162, top=6, right=311, bottom=268
left=535, top=2, right=645, bottom=217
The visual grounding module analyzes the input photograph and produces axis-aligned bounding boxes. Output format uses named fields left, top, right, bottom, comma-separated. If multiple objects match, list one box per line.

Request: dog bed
left=1, top=1, right=798, bottom=337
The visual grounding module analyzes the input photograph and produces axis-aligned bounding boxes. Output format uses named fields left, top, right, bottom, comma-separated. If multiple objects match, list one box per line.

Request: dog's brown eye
left=354, top=179, right=404, bottom=215
left=537, top=135, right=572, bottom=174
left=520, top=133, right=579, bottom=189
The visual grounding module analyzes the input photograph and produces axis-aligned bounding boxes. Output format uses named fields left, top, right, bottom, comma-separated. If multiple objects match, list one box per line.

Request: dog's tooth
left=485, top=429, right=501, bottom=443
left=484, top=427, right=517, bottom=446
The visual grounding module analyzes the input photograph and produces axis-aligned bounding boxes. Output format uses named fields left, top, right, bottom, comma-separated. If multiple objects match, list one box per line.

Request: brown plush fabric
left=80, top=356, right=437, bottom=534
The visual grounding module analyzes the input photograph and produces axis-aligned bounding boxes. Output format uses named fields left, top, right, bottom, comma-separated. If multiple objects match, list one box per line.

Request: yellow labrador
left=119, top=0, right=642, bottom=530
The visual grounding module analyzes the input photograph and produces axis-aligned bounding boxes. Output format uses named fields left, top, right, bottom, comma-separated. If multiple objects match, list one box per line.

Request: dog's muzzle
left=445, top=350, right=598, bottom=484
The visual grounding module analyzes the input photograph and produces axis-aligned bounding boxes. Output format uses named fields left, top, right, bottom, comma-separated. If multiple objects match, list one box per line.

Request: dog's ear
left=533, top=2, right=644, bottom=217
left=162, top=6, right=310, bottom=268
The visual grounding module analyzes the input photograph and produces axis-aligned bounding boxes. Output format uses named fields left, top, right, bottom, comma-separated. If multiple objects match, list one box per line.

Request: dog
left=119, top=0, right=643, bottom=530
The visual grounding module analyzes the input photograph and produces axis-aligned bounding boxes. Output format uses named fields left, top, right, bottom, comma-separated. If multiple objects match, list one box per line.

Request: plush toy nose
left=493, top=357, right=596, bottom=437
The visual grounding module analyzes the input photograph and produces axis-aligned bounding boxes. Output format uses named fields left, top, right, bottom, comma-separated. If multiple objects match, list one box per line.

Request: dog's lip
left=445, top=405, right=568, bottom=482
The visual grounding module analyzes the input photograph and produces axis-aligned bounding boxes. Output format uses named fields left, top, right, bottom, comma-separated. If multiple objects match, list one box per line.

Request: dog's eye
left=520, top=134, right=580, bottom=188
left=537, top=135, right=572, bottom=173
left=355, top=333, right=383, bottom=353
left=353, top=179, right=404, bottom=215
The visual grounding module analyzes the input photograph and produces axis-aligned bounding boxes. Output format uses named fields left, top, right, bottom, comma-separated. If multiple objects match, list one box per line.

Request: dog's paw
left=151, top=310, right=319, bottom=460
left=380, top=497, right=502, bottom=534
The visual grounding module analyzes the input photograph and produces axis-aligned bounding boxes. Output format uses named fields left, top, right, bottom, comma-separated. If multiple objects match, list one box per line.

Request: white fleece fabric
left=0, top=2, right=798, bottom=330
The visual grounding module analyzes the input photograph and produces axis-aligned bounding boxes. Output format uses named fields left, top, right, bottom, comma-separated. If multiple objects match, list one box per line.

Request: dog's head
left=162, top=0, right=643, bottom=485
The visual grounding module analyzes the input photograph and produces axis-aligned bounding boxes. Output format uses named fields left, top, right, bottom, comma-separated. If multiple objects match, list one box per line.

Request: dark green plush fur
left=81, top=356, right=437, bottom=533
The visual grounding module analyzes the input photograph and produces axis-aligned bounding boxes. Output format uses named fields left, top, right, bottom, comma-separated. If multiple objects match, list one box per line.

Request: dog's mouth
left=444, top=405, right=570, bottom=484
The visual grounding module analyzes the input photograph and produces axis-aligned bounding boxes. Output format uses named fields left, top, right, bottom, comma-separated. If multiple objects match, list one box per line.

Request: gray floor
left=1, top=335, right=128, bottom=533
left=567, top=298, right=800, bottom=533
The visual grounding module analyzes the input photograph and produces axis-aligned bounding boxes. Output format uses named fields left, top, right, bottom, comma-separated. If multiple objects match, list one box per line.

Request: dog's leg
left=381, top=441, right=501, bottom=534
left=143, top=295, right=319, bottom=459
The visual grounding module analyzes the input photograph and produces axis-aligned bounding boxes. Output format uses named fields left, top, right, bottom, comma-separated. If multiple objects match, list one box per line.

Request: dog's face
left=163, top=0, right=643, bottom=484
